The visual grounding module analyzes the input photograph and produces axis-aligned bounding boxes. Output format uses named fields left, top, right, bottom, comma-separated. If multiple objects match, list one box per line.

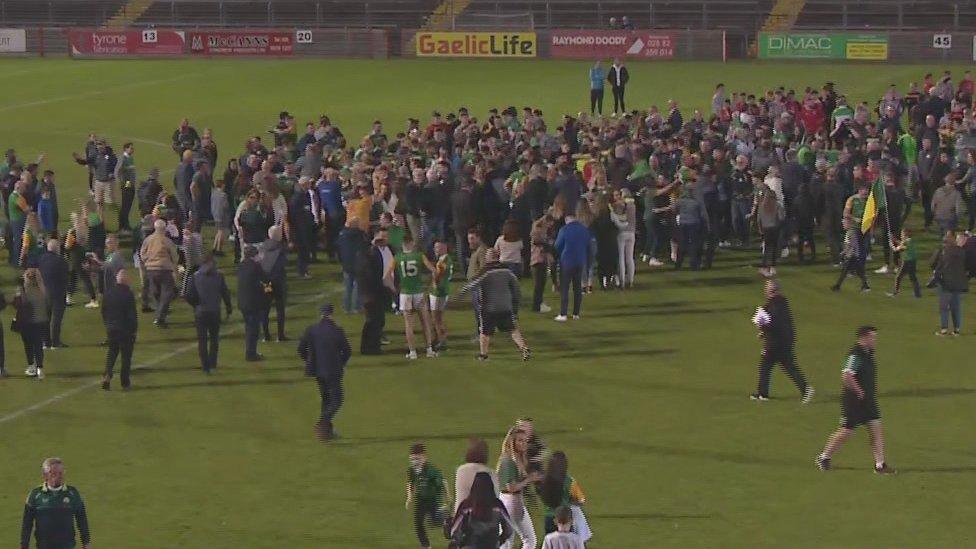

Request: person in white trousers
left=497, top=428, right=541, bottom=549
left=612, top=189, right=637, bottom=288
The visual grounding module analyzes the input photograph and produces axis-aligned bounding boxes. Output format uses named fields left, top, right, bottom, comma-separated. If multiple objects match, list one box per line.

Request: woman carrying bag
left=449, top=472, right=512, bottom=549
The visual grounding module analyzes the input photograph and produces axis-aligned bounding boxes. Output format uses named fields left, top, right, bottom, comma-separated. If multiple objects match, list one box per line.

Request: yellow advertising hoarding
left=416, top=31, right=536, bottom=57
left=845, top=41, right=888, bottom=60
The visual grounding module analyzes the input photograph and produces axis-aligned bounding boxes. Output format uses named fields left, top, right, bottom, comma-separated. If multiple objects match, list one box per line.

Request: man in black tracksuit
left=357, top=231, right=389, bottom=355
left=237, top=246, right=269, bottom=361
left=751, top=280, right=814, bottom=402
left=38, top=240, right=69, bottom=349
left=101, top=270, right=137, bottom=390
left=298, top=303, right=351, bottom=441
left=186, top=256, right=232, bottom=373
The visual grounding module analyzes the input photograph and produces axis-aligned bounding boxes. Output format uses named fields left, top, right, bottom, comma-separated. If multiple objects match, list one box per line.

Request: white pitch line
left=0, top=285, right=339, bottom=426
left=0, top=74, right=201, bottom=114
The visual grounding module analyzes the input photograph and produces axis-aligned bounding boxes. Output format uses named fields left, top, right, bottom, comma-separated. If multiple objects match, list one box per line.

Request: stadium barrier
left=401, top=29, right=730, bottom=61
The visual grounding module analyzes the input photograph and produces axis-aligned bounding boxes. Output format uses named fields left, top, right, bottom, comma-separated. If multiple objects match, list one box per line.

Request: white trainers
left=802, top=386, right=815, bottom=404
left=65, top=295, right=73, bottom=306
left=874, top=265, right=890, bottom=274
left=572, top=314, right=581, bottom=320
left=85, top=300, right=100, bottom=309
left=24, top=365, right=37, bottom=377
left=640, top=254, right=650, bottom=262
left=36, top=368, right=44, bottom=380
left=780, top=248, right=790, bottom=259
left=648, top=258, right=664, bottom=267
left=425, top=347, right=438, bottom=358
left=554, top=315, right=568, bottom=322
left=406, top=349, right=418, bottom=360
left=539, top=303, right=552, bottom=313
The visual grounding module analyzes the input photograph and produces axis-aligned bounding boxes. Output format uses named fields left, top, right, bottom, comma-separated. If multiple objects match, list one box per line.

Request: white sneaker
left=65, top=295, right=73, bottom=306
left=24, top=365, right=37, bottom=377
left=780, top=248, right=790, bottom=259
left=85, top=300, right=100, bottom=309
left=648, top=258, right=664, bottom=267
left=425, top=347, right=438, bottom=358
left=35, top=368, right=44, bottom=380
left=539, top=303, right=552, bottom=313
left=768, top=267, right=777, bottom=276
left=406, top=350, right=418, bottom=360
left=874, top=265, right=890, bottom=274
left=802, top=386, right=815, bottom=404
left=572, top=314, right=581, bottom=320
left=554, top=315, right=568, bottom=322
left=640, top=254, right=650, bottom=262
left=866, top=254, right=873, bottom=261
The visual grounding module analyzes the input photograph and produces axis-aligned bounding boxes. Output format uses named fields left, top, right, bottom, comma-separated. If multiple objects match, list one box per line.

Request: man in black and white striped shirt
left=460, top=248, right=530, bottom=362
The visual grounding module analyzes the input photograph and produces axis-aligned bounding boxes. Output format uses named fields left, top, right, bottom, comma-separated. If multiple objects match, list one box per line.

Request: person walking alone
left=21, top=457, right=91, bottom=549
left=101, top=269, right=137, bottom=390
left=185, top=254, right=232, bottom=373
left=298, top=303, right=351, bottom=441
left=816, top=326, right=896, bottom=474
left=750, top=280, right=814, bottom=402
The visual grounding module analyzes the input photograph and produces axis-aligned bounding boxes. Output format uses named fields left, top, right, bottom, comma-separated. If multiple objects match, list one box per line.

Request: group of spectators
left=407, top=420, right=591, bottom=549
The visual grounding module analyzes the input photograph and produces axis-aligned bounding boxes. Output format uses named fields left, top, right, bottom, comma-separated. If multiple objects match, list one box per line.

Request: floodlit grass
left=0, top=58, right=973, bottom=547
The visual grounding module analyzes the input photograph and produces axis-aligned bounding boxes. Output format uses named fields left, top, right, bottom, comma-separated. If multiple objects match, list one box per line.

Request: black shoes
left=816, top=455, right=831, bottom=471
left=245, top=354, right=264, bottom=362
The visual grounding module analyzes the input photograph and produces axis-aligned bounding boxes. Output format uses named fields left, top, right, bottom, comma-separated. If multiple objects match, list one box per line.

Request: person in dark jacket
left=357, top=230, right=389, bottom=355
left=751, top=280, right=814, bottom=402
left=932, top=231, right=969, bottom=335
left=101, top=270, right=137, bottom=390
left=554, top=213, right=590, bottom=321
left=288, top=176, right=319, bottom=278
left=258, top=226, right=289, bottom=342
left=237, top=245, right=269, bottom=361
left=185, top=255, right=232, bottom=373
left=37, top=240, right=69, bottom=349
left=298, top=303, right=351, bottom=442
left=451, top=181, right=477, bottom=275
left=606, top=58, right=629, bottom=115
left=337, top=219, right=367, bottom=314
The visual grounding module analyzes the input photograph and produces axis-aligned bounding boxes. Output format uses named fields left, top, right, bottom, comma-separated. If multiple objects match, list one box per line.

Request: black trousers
left=360, top=298, right=386, bottom=354
left=894, top=259, right=921, bottom=297
left=105, top=330, right=134, bottom=387
left=611, top=85, right=626, bottom=113
left=242, top=311, right=261, bottom=358
left=147, top=269, right=175, bottom=322
left=835, top=257, right=868, bottom=289
left=413, top=498, right=442, bottom=548
left=757, top=346, right=808, bottom=397
left=590, top=88, right=604, bottom=115
left=195, top=312, right=221, bottom=371
left=761, top=225, right=780, bottom=267
left=21, top=322, right=44, bottom=368
left=325, top=211, right=345, bottom=260
left=45, top=292, right=66, bottom=347
left=262, top=279, right=286, bottom=340
left=295, top=229, right=314, bottom=276
left=532, top=262, right=547, bottom=311
left=315, top=375, right=343, bottom=424
left=119, top=185, right=135, bottom=230
left=559, top=263, right=583, bottom=317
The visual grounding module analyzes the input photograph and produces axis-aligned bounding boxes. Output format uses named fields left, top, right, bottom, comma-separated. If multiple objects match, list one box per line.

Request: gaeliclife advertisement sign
left=188, top=31, right=294, bottom=55
left=549, top=30, right=675, bottom=59
left=68, top=29, right=185, bottom=57
left=758, top=32, right=888, bottom=60
left=415, top=32, right=536, bottom=57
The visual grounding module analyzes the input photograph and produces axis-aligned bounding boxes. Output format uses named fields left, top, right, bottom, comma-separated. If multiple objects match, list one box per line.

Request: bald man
left=101, top=269, right=137, bottom=390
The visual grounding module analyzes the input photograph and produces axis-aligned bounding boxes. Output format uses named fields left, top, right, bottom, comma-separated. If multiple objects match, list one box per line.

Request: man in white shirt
left=542, top=506, right=585, bottom=549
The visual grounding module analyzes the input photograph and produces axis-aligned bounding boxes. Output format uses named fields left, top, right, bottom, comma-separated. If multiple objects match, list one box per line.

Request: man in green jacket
left=21, top=457, right=91, bottom=549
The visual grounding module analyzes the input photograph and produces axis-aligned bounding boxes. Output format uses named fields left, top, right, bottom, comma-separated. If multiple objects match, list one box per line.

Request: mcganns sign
left=758, top=32, right=888, bottom=60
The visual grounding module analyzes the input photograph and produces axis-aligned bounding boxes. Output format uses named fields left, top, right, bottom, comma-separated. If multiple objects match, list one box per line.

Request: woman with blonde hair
left=17, top=268, right=49, bottom=378
left=611, top=188, right=638, bottom=288
left=496, top=428, right=541, bottom=549
left=19, top=211, right=46, bottom=268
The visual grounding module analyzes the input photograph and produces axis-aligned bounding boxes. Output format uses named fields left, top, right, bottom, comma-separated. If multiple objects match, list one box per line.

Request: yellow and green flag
left=861, top=187, right=877, bottom=234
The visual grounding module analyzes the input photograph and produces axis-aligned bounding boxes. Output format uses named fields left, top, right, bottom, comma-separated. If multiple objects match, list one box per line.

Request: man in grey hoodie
left=931, top=174, right=964, bottom=237
left=186, top=255, right=232, bottom=373
left=459, top=248, right=530, bottom=361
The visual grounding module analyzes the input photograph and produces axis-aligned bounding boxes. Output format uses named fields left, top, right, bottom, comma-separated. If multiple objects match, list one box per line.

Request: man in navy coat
left=298, top=303, right=351, bottom=442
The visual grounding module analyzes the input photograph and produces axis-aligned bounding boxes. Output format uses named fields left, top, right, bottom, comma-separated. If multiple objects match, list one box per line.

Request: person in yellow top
left=345, top=185, right=371, bottom=232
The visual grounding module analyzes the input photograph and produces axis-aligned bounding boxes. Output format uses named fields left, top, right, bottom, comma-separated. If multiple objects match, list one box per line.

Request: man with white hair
left=288, top=175, right=319, bottom=278
left=139, top=218, right=179, bottom=328
left=101, top=269, right=137, bottom=390
left=21, top=457, right=91, bottom=549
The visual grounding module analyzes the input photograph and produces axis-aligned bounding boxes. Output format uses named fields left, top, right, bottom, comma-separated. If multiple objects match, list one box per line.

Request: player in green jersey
left=387, top=237, right=437, bottom=359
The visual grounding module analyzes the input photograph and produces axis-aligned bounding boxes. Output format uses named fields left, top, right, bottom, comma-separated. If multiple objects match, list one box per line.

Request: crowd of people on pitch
left=407, top=420, right=592, bottom=549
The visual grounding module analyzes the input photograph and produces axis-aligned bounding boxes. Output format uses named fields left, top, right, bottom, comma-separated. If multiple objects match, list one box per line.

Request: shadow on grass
left=134, top=378, right=304, bottom=391
left=584, top=438, right=797, bottom=467
left=879, top=387, right=976, bottom=399
left=594, top=306, right=742, bottom=318
left=572, top=374, right=741, bottom=397
left=588, top=512, right=712, bottom=520
left=551, top=348, right=676, bottom=360
left=339, top=428, right=580, bottom=447
left=669, top=276, right=755, bottom=287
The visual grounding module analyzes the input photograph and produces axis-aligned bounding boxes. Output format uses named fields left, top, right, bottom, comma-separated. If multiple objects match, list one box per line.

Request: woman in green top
left=496, top=428, right=541, bottom=549
left=19, top=212, right=46, bottom=268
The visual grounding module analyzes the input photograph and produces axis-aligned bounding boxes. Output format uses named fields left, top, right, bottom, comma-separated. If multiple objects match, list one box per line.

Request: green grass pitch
left=0, top=58, right=974, bottom=547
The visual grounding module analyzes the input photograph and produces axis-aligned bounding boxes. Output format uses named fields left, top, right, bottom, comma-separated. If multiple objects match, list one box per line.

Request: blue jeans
left=559, top=263, right=584, bottom=317
left=342, top=272, right=360, bottom=313
left=421, top=215, right=445, bottom=254
left=938, top=289, right=962, bottom=331
left=731, top=198, right=752, bottom=246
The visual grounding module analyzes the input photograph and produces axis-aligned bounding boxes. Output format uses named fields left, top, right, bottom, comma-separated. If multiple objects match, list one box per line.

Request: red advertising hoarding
left=188, top=31, right=294, bottom=56
left=68, top=29, right=185, bottom=57
left=549, top=30, right=674, bottom=59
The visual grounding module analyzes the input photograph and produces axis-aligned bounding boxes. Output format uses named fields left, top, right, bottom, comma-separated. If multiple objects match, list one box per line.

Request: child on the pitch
left=387, top=237, right=438, bottom=359
left=429, top=240, right=452, bottom=351
left=405, top=443, right=449, bottom=549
